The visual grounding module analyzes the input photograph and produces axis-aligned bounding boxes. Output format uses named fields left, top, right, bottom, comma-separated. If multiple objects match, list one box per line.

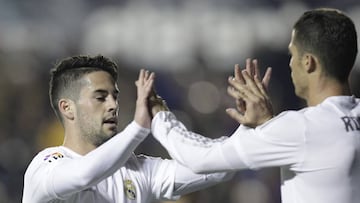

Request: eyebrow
left=93, top=89, right=119, bottom=95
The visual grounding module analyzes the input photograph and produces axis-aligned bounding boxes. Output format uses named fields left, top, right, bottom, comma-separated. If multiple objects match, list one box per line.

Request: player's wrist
left=151, top=105, right=168, bottom=117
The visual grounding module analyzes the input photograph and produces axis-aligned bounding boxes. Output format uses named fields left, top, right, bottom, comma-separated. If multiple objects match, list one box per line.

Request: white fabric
left=151, top=96, right=360, bottom=203
left=23, top=121, right=232, bottom=203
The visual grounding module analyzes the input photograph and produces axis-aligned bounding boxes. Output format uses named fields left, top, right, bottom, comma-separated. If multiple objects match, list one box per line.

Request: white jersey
left=23, top=121, right=232, bottom=203
left=151, top=96, right=360, bottom=203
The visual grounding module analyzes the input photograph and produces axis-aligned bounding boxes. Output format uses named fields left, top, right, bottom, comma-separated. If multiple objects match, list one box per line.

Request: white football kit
left=151, top=96, right=360, bottom=203
left=23, top=121, right=232, bottom=203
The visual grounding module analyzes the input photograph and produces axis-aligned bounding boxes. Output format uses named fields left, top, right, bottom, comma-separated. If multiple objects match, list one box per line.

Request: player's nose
left=107, top=95, right=118, bottom=113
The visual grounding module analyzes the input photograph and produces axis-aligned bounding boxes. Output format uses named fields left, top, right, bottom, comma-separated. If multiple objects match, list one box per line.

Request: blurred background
left=0, top=0, right=360, bottom=202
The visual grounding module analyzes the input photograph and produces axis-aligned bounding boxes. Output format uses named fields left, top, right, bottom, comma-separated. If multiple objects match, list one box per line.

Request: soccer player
left=22, top=55, right=233, bottom=203
left=150, top=8, right=360, bottom=203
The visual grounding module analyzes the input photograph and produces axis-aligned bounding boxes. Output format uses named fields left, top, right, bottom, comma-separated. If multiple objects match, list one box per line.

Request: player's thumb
left=226, top=108, right=244, bottom=124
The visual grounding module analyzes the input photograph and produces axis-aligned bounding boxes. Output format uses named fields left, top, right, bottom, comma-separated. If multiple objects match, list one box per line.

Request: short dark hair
left=49, top=55, right=118, bottom=121
left=293, top=8, right=358, bottom=83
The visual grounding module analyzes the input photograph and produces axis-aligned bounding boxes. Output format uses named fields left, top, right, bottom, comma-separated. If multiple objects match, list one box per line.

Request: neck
left=306, top=77, right=351, bottom=106
left=62, top=127, right=97, bottom=155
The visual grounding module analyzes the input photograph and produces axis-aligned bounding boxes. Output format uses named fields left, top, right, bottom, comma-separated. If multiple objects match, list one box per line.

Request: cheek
left=289, top=57, right=293, bottom=68
left=289, top=59, right=294, bottom=76
left=289, top=65, right=299, bottom=85
left=82, top=101, right=102, bottom=114
left=290, top=72, right=297, bottom=88
left=77, top=105, right=100, bottom=121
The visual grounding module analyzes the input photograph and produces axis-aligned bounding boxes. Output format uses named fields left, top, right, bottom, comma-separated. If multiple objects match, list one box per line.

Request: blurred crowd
left=0, top=0, right=359, bottom=203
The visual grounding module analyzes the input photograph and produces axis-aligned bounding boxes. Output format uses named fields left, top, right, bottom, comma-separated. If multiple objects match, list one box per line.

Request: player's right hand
left=134, top=69, right=155, bottom=129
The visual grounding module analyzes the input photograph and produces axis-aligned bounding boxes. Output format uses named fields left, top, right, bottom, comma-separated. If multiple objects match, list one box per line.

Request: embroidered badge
left=124, top=179, right=136, bottom=200
left=44, top=152, right=64, bottom=163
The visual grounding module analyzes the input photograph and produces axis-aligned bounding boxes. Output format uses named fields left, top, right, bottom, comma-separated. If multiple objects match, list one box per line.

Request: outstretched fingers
left=144, top=72, right=155, bottom=93
left=233, top=64, right=245, bottom=113
left=233, top=58, right=257, bottom=81
left=133, top=69, right=157, bottom=128
left=227, top=59, right=274, bottom=127
left=244, top=58, right=272, bottom=90
left=238, top=58, right=272, bottom=98
left=226, top=108, right=245, bottom=123
left=241, top=70, right=263, bottom=98
left=136, top=69, right=155, bottom=100
left=261, top=67, right=272, bottom=90
left=242, top=58, right=260, bottom=80
left=228, top=76, right=255, bottom=102
left=234, top=64, right=245, bottom=84
left=136, top=69, right=145, bottom=86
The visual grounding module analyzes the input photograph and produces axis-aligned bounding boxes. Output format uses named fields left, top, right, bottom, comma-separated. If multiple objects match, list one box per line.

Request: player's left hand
left=226, top=60, right=273, bottom=127
left=232, top=58, right=271, bottom=115
left=148, top=88, right=169, bottom=118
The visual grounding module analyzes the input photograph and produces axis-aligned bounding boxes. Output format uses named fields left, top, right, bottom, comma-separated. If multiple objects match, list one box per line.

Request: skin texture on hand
left=226, top=58, right=273, bottom=128
left=134, top=69, right=155, bottom=129
left=147, top=88, right=169, bottom=118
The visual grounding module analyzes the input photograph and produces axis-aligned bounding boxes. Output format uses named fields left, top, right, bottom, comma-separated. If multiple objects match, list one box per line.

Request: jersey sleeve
left=22, top=121, right=149, bottom=202
left=151, top=111, right=305, bottom=173
left=236, top=111, right=306, bottom=169
left=141, top=156, right=233, bottom=201
left=171, top=162, right=234, bottom=196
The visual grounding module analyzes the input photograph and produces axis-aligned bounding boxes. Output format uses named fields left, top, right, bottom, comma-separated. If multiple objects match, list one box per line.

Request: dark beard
left=92, top=132, right=116, bottom=147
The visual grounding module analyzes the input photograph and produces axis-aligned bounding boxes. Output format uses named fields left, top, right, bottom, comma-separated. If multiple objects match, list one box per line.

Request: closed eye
left=96, top=97, right=106, bottom=102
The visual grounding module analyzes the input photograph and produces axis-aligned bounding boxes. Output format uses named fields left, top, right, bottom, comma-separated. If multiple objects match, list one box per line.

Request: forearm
left=172, top=162, right=235, bottom=196
left=50, top=121, right=149, bottom=198
left=151, top=112, right=248, bottom=173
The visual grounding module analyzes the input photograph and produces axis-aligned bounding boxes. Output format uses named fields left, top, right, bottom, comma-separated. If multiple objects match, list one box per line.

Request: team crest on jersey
left=124, top=179, right=136, bottom=200
left=43, top=152, right=64, bottom=163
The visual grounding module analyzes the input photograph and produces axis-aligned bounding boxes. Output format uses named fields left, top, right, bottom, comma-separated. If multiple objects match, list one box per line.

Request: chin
left=108, top=126, right=118, bottom=134
left=109, top=131, right=117, bottom=137
left=94, top=136, right=112, bottom=147
left=103, top=126, right=118, bottom=136
left=94, top=131, right=116, bottom=146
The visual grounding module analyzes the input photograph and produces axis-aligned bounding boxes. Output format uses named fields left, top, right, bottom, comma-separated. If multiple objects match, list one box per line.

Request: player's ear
left=59, top=99, right=75, bottom=120
left=302, top=53, right=317, bottom=73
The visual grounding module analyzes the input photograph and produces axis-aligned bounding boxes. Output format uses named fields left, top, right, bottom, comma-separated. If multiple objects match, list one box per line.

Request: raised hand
left=233, top=58, right=272, bottom=114
left=134, top=69, right=155, bottom=128
left=227, top=59, right=273, bottom=127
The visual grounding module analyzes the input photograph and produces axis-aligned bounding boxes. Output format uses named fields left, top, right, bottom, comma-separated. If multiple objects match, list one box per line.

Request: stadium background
left=0, top=0, right=359, bottom=202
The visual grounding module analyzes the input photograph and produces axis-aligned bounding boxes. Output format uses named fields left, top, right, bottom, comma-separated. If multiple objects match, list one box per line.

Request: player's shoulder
left=36, top=146, right=66, bottom=163
left=26, top=147, right=67, bottom=170
left=24, top=146, right=67, bottom=180
left=266, top=110, right=305, bottom=126
left=256, top=110, right=307, bottom=136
